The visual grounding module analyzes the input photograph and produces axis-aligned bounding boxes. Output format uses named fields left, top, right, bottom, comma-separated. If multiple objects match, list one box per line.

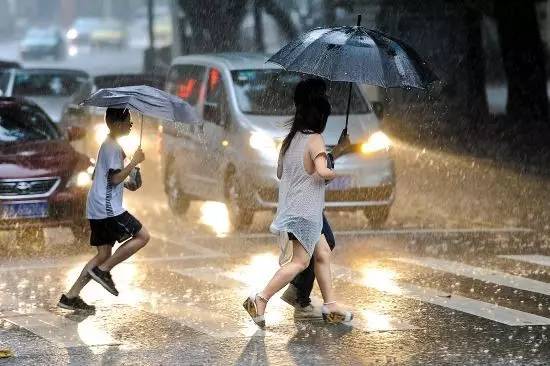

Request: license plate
left=326, top=176, right=352, bottom=191
left=0, top=202, right=49, bottom=219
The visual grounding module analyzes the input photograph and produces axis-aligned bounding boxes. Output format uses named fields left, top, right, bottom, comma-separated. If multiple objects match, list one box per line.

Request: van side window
left=166, top=65, right=206, bottom=106
left=204, top=68, right=227, bottom=126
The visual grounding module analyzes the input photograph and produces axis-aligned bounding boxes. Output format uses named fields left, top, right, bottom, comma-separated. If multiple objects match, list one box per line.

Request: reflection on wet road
left=1, top=147, right=550, bottom=365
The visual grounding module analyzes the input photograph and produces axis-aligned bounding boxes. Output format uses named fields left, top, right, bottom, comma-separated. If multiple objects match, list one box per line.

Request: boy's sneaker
left=280, top=284, right=300, bottom=308
left=88, top=267, right=119, bottom=296
left=58, top=294, right=96, bottom=312
left=294, top=304, right=323, bottom=319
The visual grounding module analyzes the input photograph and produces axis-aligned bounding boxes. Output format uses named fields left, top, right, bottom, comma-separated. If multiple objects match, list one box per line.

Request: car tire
left=226, top=173, right=254, bottom=230
left=165, top=161, right=190, bottom=216
left=363, top=206, right=390, bottom=228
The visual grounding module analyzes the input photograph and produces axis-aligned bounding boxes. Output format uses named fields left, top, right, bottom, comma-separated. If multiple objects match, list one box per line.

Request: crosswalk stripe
left=391, top=257, right=550, bottom=296
left=149, top=232, right=226, bottom=258
left=173, top=266, right=418, bottom=332
left=178, top=227, right=533, bottom=241
left=333, top=265, right=550, bottom=326
left=498, top=254, right=550, bottom=268
left=0, top=290, right=120, bottom=348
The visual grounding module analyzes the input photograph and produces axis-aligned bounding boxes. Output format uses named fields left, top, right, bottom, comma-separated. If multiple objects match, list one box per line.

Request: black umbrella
left=81, top=85, right=199, bottom=146
left=267, top=15, right=437, bottom=133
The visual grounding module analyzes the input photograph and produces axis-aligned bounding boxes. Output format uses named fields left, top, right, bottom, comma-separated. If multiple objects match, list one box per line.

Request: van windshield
left=231, top=70, right=369, bottom=115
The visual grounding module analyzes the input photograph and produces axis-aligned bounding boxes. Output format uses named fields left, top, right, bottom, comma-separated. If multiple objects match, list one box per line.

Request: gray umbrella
left=267, top=15, right=437, bottom=132
left=81, top=85, right=199, bottom=146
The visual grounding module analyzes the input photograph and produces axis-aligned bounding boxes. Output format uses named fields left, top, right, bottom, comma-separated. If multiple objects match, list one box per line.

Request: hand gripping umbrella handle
left=139, top=114, right=144, bottom=148
left=343, top=15, right=361, bottom=137
left=344, top=81, right=352, bottom=135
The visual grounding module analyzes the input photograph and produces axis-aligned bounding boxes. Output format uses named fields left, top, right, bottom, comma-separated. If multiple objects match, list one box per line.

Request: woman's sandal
left=243, top=293, right=268, bottom=328
left=321, top=301, right=353, bottom=324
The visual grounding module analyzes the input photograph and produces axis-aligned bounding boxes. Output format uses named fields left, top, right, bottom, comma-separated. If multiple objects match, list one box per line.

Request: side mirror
left=203, top=103, right=221, bottom=124
left=371, top=102, right=384, bottom=120
left=68, top=126, right=86, bottom=141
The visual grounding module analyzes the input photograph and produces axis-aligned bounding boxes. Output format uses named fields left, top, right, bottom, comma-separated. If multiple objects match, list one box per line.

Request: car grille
left=257, top=186, right=393, bottom=203
left=0, top=178, right=60, bottom=198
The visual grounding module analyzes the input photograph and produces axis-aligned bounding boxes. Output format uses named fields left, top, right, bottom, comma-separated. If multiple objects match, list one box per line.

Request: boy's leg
left=98, top=227, right=150, bottom=272
left=66, top=245, right=112, bottom=298
left=290, top=213, right=336, bottom=306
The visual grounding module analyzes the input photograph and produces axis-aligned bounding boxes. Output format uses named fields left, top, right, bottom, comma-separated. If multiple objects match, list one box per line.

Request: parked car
left=161, top=53, right=395, bottom=228
left=0, top=68, right=93, bottom=125
left=0, top=97, right=93, bottom=240
left=66, top=17, right=102, bottom=48
left=90, top=19, right=128, bottom=48
left=19, top=27, right=66, bottom=60
left=0, top=61, right=21, bottom=71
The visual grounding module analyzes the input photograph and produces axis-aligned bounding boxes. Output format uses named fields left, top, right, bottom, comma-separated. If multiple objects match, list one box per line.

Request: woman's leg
left=256, top=241, right=310, bottom=315
left=312, top=235, right=335, bottom=304
left=313, top=235, right=347, bottom=313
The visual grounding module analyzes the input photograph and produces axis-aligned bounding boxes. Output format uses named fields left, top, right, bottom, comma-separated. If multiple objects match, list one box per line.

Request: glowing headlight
left=360, top=131, right=392, bottom=154
left=67, top=171, right=92, bottom=188
left=249, top=132, right=276, bottom=151
left=118, top=134, right=140, bottom=153
left=94, top=124, right=140, bottom=153
left=66, top=28, right=78, bottom=40
left=94, top=124, right=109, bottom=145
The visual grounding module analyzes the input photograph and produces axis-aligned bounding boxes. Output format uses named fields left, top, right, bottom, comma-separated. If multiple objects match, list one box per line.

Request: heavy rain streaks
left=1, top=1, right=550, bottom=365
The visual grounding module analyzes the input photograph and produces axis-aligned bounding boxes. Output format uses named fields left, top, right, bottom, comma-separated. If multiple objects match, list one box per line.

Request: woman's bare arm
left=309, top=134, right=336, bottom=180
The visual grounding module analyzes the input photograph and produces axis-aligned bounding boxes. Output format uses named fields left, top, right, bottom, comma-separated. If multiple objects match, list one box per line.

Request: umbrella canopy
left=81, top=85, right=199, bottom=123
left=267, top=25, right=437, bottom=90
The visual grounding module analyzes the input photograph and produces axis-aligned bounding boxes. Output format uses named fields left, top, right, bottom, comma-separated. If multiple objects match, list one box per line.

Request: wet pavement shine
left=1, top=146, right=550, bottom=365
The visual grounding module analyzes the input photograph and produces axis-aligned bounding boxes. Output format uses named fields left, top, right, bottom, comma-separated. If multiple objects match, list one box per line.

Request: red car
left=0, top=97, right=93, bottom=240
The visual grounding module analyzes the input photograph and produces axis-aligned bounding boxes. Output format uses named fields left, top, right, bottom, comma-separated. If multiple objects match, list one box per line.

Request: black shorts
left=89, top=211, right=142, bottom=246
left=287, top=213, right=335, bottom=249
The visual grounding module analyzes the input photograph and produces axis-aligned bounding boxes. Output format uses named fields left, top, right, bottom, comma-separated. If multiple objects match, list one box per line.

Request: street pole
left=146, top=0, right=155, bottom=72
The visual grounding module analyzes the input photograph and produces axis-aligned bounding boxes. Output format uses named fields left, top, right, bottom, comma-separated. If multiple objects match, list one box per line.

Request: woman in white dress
left=243, top=95, right=352, bottom=328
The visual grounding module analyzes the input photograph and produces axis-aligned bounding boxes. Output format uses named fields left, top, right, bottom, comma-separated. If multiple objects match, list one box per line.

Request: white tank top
left=270, top=132, right=325, bottom=257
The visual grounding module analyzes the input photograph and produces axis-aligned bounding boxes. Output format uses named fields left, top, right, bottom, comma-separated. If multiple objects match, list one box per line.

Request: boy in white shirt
left=58, top=108, right=150, bottom=311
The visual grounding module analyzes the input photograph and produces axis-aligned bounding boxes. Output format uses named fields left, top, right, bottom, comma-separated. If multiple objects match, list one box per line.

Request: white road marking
left=391, top=257, right=550, bottom=296
left=150, top=232, right=226, bottom=257
left=499, top=255, right=550, bottom=268
left=174, top=266, right=417, bottom=332
left=180, top=227, right=532, bottom=241
left=333, top=265, right=550, bottom=326
left=1, top=307, right=119, bottom=348
left=0, top=254, right=215, bottom=273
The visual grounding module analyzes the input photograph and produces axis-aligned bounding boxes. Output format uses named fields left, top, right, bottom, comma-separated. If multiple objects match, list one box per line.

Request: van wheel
left=226, top=173, right=254, bottom=229
left=165, top=162, right=190, bottom=216
left=363, top=206, right=390, bottom=228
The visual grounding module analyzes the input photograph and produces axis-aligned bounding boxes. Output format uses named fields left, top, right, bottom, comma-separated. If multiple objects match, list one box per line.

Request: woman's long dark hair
left=281, top=96, right=331, bottom=155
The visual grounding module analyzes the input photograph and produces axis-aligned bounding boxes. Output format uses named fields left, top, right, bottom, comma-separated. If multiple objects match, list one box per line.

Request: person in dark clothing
left=280, top=78, right=349, bottom=317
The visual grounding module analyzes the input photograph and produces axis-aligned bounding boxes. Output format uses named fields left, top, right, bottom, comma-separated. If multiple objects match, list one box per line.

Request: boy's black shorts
left=89, top=211, right=142, bottom=246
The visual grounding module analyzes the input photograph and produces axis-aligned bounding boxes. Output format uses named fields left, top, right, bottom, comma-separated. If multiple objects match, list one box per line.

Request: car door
left=165, top=63, right=208, bottom=198
left=200, top=66, right=231, bottom=200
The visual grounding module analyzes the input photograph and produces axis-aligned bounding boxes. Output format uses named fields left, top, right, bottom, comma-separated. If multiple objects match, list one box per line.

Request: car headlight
left=360, top=131, right=392, bottom=154
left=66, top=28, right=78, bottom=40
left=67, top=170, right=93, bottom=188
left=249, top=132, right=280, bottom=160
left=250, top=131, right=276, bottom=151
left=94, top=124, right=109, bottom=145
left=118, top=134, right=140, bottom=153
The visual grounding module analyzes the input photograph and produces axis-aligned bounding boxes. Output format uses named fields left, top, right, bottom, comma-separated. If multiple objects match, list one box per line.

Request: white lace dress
left=270, top=132, right=326, bottom=258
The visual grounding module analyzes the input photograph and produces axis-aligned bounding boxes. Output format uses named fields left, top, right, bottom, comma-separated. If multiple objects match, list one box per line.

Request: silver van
left=161, top=53, right=395, bottom=228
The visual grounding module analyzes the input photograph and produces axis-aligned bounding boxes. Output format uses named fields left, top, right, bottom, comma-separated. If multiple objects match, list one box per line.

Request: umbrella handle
left=139, top=114, right=143, bottom=148
left=344, top=81, right=353, bottom=133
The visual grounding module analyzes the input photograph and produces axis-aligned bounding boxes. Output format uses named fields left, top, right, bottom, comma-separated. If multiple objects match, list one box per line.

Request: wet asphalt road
left=2, top=42, right=550, bottom=365
left=2, top=136, right=550, bottom=365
